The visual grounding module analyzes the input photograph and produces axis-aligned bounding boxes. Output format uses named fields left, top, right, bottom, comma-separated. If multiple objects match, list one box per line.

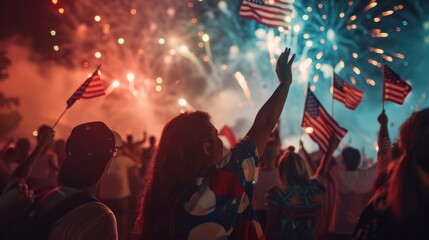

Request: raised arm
left=12, top=129, right=54, bottom=180
left=376, top=110, right=391, bottom=173
left=246, top=48, right=295, bottom=154
left=134, top=131, right=147, bottom=145
left=299, top=140, right=317, bottom=174
left=315, top=137, right=339, bottom=177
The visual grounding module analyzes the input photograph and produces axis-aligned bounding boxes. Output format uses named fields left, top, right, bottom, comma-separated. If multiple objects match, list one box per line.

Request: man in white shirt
left=330, top=146, right=377, bottom=239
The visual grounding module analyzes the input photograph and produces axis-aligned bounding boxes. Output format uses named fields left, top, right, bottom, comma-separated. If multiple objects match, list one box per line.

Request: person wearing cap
left=354, top=108, right=429, bottom=239
left=36, top=121, right=123, bottom=240
left=133, top=48, right=295, bottom=240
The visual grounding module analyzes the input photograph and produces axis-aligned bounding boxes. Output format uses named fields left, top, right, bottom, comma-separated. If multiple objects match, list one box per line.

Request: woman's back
left=266, top=178, right=325, bottom=240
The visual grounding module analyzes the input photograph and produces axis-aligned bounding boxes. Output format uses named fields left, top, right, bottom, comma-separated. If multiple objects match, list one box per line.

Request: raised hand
left=276, top=47, right=296, bottom=85
left=299, top=140, right=304, bottom=150
left=377, top=110, right=388, bottom=126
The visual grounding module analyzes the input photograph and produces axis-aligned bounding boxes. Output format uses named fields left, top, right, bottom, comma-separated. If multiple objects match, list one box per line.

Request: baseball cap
left=58, top=121, right=123, bottom=188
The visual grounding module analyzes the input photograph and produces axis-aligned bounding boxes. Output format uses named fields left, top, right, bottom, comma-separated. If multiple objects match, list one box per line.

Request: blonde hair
left=277, top=146, right=310, bottom=189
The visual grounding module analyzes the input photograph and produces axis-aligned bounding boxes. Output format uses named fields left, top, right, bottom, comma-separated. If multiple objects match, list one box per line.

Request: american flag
left=239, top=0, right=294, bottom=29
left=333, top=73, right=363, bottom=110
left=302, top=89, right=347, bottom=153
left=219, top=125, right=238, bottom=147
left=66, top=70, right=105, bottom=108
left=383, top=64, right=412, bottom=105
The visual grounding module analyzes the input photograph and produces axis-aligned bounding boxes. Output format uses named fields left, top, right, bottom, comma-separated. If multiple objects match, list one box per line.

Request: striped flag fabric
left=383, top=64, right=412, bottom=105
left=333, top=73, right=363, bottom=110
left=239, top=0, right=294, bottom=29
left=219, top=125, right=238, bottom=147
left=66, top=71, right=105, bottom=108
left=302, top=89, right=347, bottom=153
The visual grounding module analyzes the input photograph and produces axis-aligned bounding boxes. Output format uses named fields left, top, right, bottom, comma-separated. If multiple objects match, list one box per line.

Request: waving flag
left=333, top=73, right=363, bottom=110
left=219, top=125, right=238, bottom=147
left=302, top=89, right=347, bottom=153
left=239, top=0, right=294, bottom=29
left=66, top=69, right=105, bottom=108
left=383, top=64, right=412, bottom=105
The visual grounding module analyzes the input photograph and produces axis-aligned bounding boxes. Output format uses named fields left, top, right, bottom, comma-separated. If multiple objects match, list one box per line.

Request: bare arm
left=12, top=129, right=54, bottom=180
left=299, top=140, right=317, bottom=174
left=246, top=48, right=295, bottom=154
left=376, top=110, right=391, bottom=174
left=134, top=131, right=147, bottom=145
left=315, top=137, right=339, bottom=177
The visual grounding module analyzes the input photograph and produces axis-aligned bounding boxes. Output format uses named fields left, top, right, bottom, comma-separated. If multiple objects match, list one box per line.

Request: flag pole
left=332, top=66, right=335, bottom=118
left=301, top=83, right=310, bottom=139
left=381, top=60, right=385, bottom=111
left=94, top=64, right=102, bottom=75
left=52, top=108, right=68, bottom=129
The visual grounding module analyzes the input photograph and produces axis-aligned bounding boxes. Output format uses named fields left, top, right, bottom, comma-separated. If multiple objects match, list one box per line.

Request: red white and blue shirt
left=176, top=137, right=265, bottom=240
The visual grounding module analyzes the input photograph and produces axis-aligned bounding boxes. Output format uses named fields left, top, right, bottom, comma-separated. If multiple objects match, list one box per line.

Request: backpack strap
left=36, top=192, right=98, bottom=238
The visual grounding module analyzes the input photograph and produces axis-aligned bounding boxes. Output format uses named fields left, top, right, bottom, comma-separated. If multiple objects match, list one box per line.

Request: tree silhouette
left=0, top=51, right=22, bottom=137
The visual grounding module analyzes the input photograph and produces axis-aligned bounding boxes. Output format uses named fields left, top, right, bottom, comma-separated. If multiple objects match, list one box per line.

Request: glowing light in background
left=178, top=98, right=187, bottom=107
left=234, top=72, right=252, bottom=101
left=305, top=127, right=314, bottom=134
left=126, top=73, right=135, bottom=81
left=34, top=0, right=421, bottom=158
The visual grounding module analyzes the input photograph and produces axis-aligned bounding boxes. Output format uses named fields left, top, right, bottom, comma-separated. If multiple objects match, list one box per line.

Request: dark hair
left=149, top=136, right=156, bottom=146
left=260, top=138, right=280, bottom=167
left=16, top=138, right=30, bottom=154
left=126, top=134, right=133, bottom=142
left=5, top=138, right=30, bottom=164
left=388, top=108, right=429, bottom=221
left=341, top=147, right=360, bottom=170
left=37, top=125, right=52, bottom=155
left=134, top=111, right=214, bottom=240
left=277, top=146, right=310, bottom=188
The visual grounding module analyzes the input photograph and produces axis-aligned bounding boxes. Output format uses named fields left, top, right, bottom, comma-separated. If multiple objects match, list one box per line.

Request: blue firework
left=290, top=0, right=408, bottom=89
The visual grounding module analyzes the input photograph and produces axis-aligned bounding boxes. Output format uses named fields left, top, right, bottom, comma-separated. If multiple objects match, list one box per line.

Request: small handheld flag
left=302, top=88, right=347, bottom=153
left=239, top=0, right=293, bottom=29
left=333, top=73, right=363, bottom=110
left=66, top=65, right=105, bottom=109
left=52, top=65, right=105, bottom=128
left=383, top=64, right=412, bottom=105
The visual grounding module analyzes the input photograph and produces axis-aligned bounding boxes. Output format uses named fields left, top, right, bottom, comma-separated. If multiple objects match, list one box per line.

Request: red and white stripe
left=333, top=84, right=363, bottom=110
left=383, top=64, right=412, bottom=105
left=239, top=0, right=293, bottom=29
left=66, top=73, right=105, bottom=108
left=302, top=110, right=347, bottom=153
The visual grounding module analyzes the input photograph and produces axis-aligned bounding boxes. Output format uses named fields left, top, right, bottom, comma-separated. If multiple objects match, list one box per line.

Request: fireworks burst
left=280, top=0, right=407, bottom=90
left=44, top=0, right=424, bottom=152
